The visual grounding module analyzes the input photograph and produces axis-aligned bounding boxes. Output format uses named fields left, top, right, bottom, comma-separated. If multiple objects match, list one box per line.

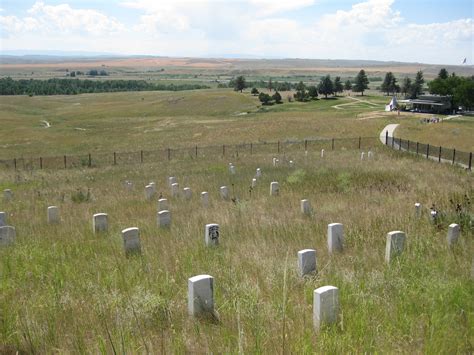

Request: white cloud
left=249, top=0, right=316, bottom=17
left=1, top=1, right=124, bottom=36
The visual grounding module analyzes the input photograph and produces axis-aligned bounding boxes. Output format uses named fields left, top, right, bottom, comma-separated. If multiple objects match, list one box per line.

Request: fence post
left=222, top=145, right=225, bottom=157
left=195, top=145, right=198, bottom=158
left=332, top=138, right=335, bottom=151
left=236, top=145, right=239, bottom=157
left=114, top=152, right=117, bottom=165
left=438, top=146, right=442, bottom=162
left=40, top=157, right=43, bottom=169
left=399, top=138, right=402, bottom=151
left=167, top=148, right=171, bottom=161
left=305, top=139, right=308, bottom=151
left=14, top=158, right=17, bottom=170
left=469, top=152, right=472, bottom=170
left=452, top=149, right=456, bottom=165
left=64, top=155, right=67, bottom=169
left=407, top=140, right=410, bottom=152
left=140, top=150, right=143, bottom=163
left=250, top=143, right=253, bottom=155
left=358, top=136, right=361, bottom=150
left=416, top=142, right=419, bottom=155
left=278, top=141, right=280, bottom=153
left=88, top=153, right=91, bottom=167
left=385, top=131, right=388, bottom=145
left=426, top=144, right=430, bottom=159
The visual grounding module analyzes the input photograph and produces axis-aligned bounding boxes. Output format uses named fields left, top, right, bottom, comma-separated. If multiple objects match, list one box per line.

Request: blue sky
left=1, top=0, right=473, bottom=64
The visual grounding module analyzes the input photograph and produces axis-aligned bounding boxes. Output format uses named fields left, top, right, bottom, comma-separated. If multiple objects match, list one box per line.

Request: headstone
left=270, top=182, right=279, bottom=196
left=415, top=203, right=422, bottom=218
left=251, top=178, right=257, bottom=188
left=158, top=210, right=171, bottom=228
left=47, top=206, right=60, bottom=224
left=122, top=227, right=141, bottom=255
left=368, top=150, right=373, bottom=159
left=301, top=199, right=311, bottom=215
left=273, top=157, right=277, bottom=166
left=93, top=213, right=108, bottom=233
left=125, top=181, right=133, bottom=190
left=321, top=149, right=325, bottom=158
left=3, top=189, right=12, bottom=201
left=168, top=176, right=177, bottom=187
left=0, top=212, right=6, bottom=227
left=171, top=183, right=179, bottom=197
left=158, top=198, right=168, bottom=211
left=145, top=184, right=155, bottom=200
left=229, top=165, right=236, bottom=175
left=385, top=231, right=406, bottom=263
left=313, top=286, right=339, bottom=330
left=205, top=223, right=219, bottom=246
left=289, top=160, right=294, bottom=167
left=360, top=152, right=365, bottom=160
left=430, top=210, right=438, bottom=222
left=327, top=223, right=343, bottom=253
left=188, top=275, right=214, bottom=316
left=201, top=192, right=209, bottom=207
left=256, top=168, right=262, bottom=178
left=0, top=225, right=16, bottom=246
left=183, top=187, right=192, bottom=200
left=447, top=223, right=460, bottom=246
left=149, top=182, right=156, bottom=190
left=305, top=150, right=308, bottom=156
left=297, top=249, right=317, bottom=276
left=220, top=186, right=229, bottom=200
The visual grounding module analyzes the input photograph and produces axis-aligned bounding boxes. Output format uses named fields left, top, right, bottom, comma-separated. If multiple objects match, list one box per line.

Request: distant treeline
left=0, top=77, right=210, bottom=95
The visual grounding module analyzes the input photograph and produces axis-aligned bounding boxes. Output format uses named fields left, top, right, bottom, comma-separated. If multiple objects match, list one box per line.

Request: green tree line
left=0, top=77, right=210, bottom=96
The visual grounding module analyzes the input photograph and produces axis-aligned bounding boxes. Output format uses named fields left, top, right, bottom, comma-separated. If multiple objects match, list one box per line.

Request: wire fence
left=385, top=133, right=472, bottom=170
left=0, top=136, right=380, bottom=170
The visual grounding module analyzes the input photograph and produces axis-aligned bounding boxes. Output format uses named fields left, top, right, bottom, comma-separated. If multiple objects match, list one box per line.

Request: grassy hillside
left=0, top=147, right=472, bottom=353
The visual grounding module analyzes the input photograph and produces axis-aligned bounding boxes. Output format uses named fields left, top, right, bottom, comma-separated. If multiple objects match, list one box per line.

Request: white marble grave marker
left=298, top=249, right=317, bottom=276
left=0, top=212, right=6, bottom=227
left=385, top=231, right=406, bottom=263
left=327, top=223, right=344, bottom=253
left=158, top=210, right=171, bottom=228
left=0, top=225, right=16, bottom=246
left=273, top=157, right=277, bottom=166
left=415, top=203, right=422, bottom=218
left=205, top=223, right=219, bottom=246
left=168, top=176, right=177, bottom=187
left=47, top=206, right=60, bottom=224
left=360, top=152, right=365, bottom=160
left=3, top=189, right=12, bottom=201
left=171, top=183, right=179, bottom=197
left=321, top=149, right=325, bottom=158
left=122, top=227, right=141, bottom=255
left=201, top=192, right=209, bottom=207
left=301, top=199, right=311, bottom=215
left=93, top=213, right=108, bottom=233
left=313, top=286, right=339, bottom=330
left=447, top=223, right=460, bottom=246
left=251, top=178, right=257, bottom=188
left=145, top=184, right=155, bottom=200
left=270, top=182, right=279, bottom=196
left=183, top=187, right=192, bottom=200
left=256, top=168, right=262, bottom=178
left=220, top=186, right=229, bottom=200
left=289, top=160, right=294, bottom=167
left=229, top=165, right=236, bottom=175
left=368, top=150, right=373, bottom=159
left=188, top=275, right=214, bottom=316
left=158, top=198, right=168, bottom=211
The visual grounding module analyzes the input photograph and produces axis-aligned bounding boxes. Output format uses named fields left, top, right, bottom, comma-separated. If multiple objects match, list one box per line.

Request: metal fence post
left=64, top=155, right=67, bottom=169
left=140, top=150, right=143, bottom=163
left=399, top=138, right=402, bottom=151
left=416, top=142, right=419, bottom=155
left=167, top=148, right=171, bottom=161
left=452, top=149, right=456, bottom=165
left=332, top=138, right=335, bottom=151
left=14, top=158, right=17, bottom=170
left=426, top=144, right=430, bottom=159
left=385, top=131, right=388, bottom=145
left=195, top=145, right=198, bottom=158
left=358, top=136, right=361, bottom=150
left=407, top=140, right=410, bottom=152
left=438, top=146, right=442, bottom=162
left=305, top=139, right=308, bottom=151
left=88, top=153, right=91, bottom=167
left=114, top=152, right=117, bottom=165
left=40, top=157, right=43, bottom=169
left=469, top=152, right=472, bottom=170
left=250, top=143, right=253, bottom=155
left=278, top=141, right=280, bottom=153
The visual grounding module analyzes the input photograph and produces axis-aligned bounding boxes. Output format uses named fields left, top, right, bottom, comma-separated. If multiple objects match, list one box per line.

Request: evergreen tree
left=234, top=76, right=246, bottom=92
left=294, top=81, right=308, bottom=101
left=409, top=71, right=424, bottom=98
left=272, top=91, right=282, bottom=104
left=268, top=78, right=273, bottom=92
left=318, top=75, right=334, bottom=98
left=353, top=69, right=369, bottom=96
left=307, top=85, right=318, bottom=100
left=334, top=76, right=343, bottom=96
left=344, top=80, right=352, bottom=91
left=401, top=77, right=412, bottom=97
left=251, top=87, right=259, bottom=96
left=258, top=92, right=272, bottom=105
left=438, top=68, right=448, bottom=80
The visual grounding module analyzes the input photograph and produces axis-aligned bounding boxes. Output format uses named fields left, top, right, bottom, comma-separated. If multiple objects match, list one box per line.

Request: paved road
left=379, top=123, right=399, bottom=144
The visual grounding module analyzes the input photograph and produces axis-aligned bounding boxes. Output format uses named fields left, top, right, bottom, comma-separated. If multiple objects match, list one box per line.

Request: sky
left=0, top=0, right=473, bottom=65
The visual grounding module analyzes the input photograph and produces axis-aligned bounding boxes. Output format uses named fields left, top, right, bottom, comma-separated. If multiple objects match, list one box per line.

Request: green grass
left=0, top=147, right=473, bottom=353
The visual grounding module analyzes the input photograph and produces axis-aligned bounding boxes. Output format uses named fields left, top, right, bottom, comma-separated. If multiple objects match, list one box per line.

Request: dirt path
left=332, top=96, right=379, bottom=110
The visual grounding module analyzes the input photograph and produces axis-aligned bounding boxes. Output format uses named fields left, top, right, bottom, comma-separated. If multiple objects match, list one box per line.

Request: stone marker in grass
left=270, top=182, right=279, bottom=196
left=327, top=223, right=343, bottom=253
left=385, top=231, right=406, bottom=263
left=220, top=186, right=229, bottom=200
left=3, top=189, right=12, bottom=201
left=298, top=249, right=317, bottom=276
left=47, top=206, right=60, bottom=224
left=122, top=227, right=141, bottom=255
left=168, top=176, right=177, bottom=187
left=321, top=149, right=325, bottom=158
left=201, top=192, right=209, bottom=207
left=183, top=187, right=192, bottom=200
left=93, top=213, right=108, bottom=233
left=229, top=165, right=236, bottom=175
left=361, top=152, right=365, bottom=160
left=188, top=274, right=214, bottom=316
left=158, top=198, right=168, bottom=211
left=145, top=184, right=154, bottom=200
left=205, top=223, right=219, bottom=246
left=158, top=210, right=171, bottom=228
left=256, top=168, right=262, bottom=178
left=301, top=199, right=311, bottom=216
left=313, top=286, right=339, bottom=330
left=171, top=183, right=179, bottom=197
left=447, top=223, right=460, bottom=246
left=251, top=178, right=257, bottom=188
left=0, top=212, right=6, bottom=227
left=415, top=203, right=422, bottom=218
left=0, top=225, right=16, bottom=246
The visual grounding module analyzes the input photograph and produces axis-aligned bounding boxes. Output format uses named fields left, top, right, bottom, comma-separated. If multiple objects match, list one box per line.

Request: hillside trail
left=332, top=95, right=379, bottom=110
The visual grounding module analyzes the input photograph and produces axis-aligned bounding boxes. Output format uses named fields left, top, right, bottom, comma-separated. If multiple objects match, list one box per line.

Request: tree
left=409, top=71, right=424, bottom=98
left=308, top=85, right=318, bottom=100
left=251, top=87, right=259, bottom=96
left=268, top=78, right=273, bottom=92
left=272, top=91, right=282, bottom=104
left=344, top=80, right=352, bottom=91
left=380, top=72, right=399, bottom=96
left=353, top=69, right=369, bottom=96
left=318, top=75, right=334, bottom=99
left=294, top=81, right=308, bottom=101
left=334, top=76, right=343, bottom=96
left=454, top=77, right=474, bottom=110
left=234, top=76, right=246, bottom=92
left=438, top=68, right=448, bottom=80
left=258, top=92, right=272, bottom=105
left=401, top=77, right=412, bottom=97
